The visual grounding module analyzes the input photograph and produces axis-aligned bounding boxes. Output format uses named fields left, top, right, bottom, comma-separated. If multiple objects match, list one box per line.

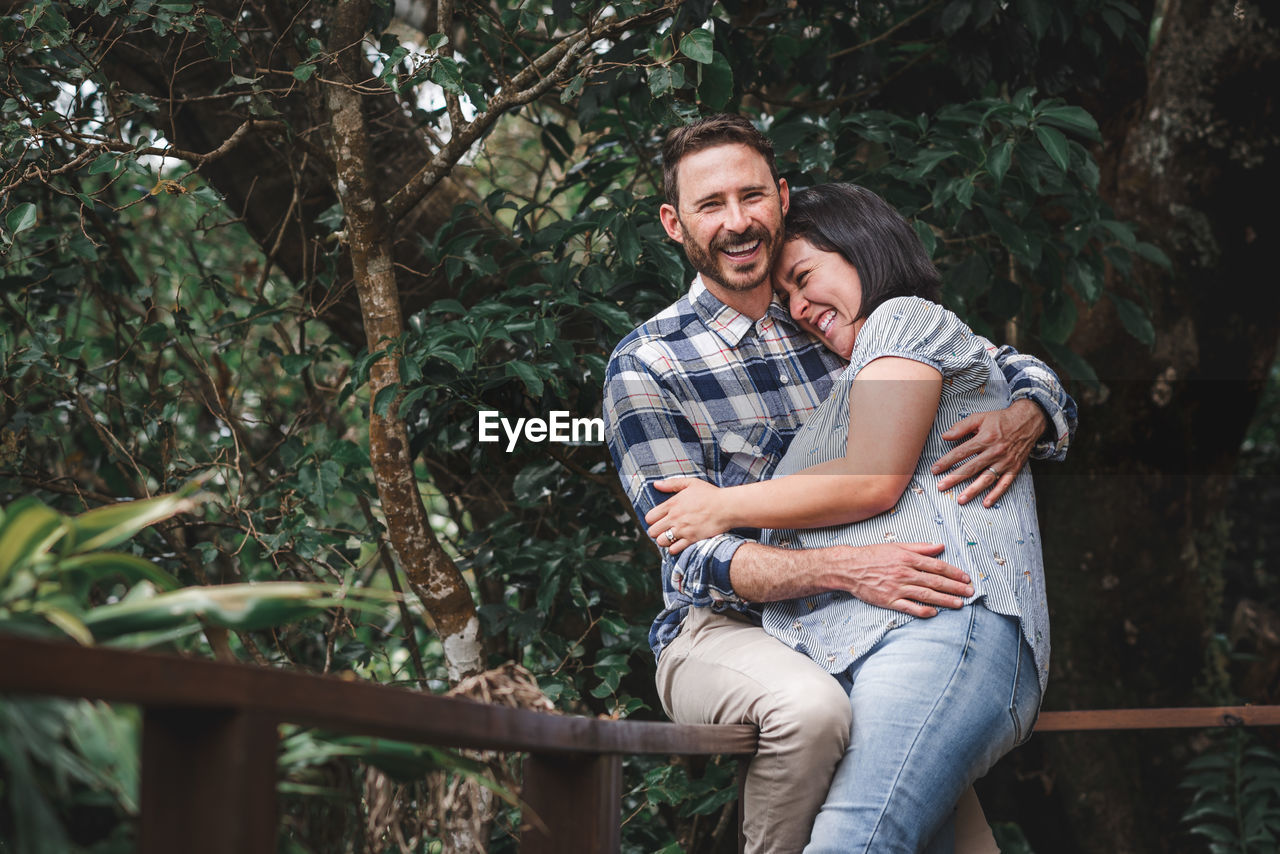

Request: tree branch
left=384, top=1, right=679, bottom=224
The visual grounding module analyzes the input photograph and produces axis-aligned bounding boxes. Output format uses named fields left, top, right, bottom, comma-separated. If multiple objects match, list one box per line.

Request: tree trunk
left=326, top=0, right=482, bottom=682
left=984, top=3, right=1280, bottom=851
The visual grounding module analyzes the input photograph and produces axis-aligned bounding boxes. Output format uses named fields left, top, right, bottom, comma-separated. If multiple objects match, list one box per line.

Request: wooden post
left=520, top=752, right=622, bottom=854
left=736, top=757, right=749, bottom=854
left=139, top=708, right=278, bottom=854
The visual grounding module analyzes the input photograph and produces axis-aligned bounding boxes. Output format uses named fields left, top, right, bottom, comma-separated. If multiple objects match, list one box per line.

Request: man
left=603, top=114, right=1073, bottom=853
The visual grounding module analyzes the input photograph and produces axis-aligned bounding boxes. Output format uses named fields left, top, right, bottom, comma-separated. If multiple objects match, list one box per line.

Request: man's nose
left=722, top=199, right=749, bottom=232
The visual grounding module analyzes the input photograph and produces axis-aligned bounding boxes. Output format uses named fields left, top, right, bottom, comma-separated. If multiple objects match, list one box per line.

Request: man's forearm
left=728, top=541, right=836, bottom=603
left=728, top=540, right=975, bottom=619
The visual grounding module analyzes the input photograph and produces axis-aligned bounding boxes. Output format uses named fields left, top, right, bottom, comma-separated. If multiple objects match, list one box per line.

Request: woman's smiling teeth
left=816, top=309, right=837, bottom=334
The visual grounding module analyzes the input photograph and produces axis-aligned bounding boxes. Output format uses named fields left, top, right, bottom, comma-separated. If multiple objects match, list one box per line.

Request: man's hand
left=830, top=542, right=974, bottom=618
left=931, top=399, right=1045, bottom=507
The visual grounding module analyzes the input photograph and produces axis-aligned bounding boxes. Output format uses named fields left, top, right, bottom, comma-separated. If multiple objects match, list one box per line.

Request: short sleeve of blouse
left=848, top=296, right=990, bottom=393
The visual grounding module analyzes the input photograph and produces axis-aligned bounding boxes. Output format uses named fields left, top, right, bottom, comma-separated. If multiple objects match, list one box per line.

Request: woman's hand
left=643, top=479, right=733, bottom=555
left=930, top=399, right=1044, bottom=506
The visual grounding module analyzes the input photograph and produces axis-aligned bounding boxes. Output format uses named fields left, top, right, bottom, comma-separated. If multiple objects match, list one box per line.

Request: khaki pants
left=655, top=607, right=999, bottom=854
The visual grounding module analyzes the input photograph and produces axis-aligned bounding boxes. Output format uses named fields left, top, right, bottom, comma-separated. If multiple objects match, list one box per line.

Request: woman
left=644, top=183, right=1046, bottom=853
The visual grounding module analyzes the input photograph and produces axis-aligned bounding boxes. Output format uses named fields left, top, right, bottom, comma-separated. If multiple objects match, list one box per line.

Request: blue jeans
left=805, top=603, right=1041, bottom=854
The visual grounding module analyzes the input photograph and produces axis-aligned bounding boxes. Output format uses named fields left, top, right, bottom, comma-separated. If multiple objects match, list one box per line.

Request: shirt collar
left=689, top=274, right=802, bottom=346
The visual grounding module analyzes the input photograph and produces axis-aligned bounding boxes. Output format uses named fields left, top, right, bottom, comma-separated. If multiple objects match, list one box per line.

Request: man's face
left=659, top=144, right=789, bottom=294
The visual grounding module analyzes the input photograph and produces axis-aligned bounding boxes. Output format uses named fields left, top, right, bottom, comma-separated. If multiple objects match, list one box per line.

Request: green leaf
left=981, top=205, right=1032, bottom=262
left=907, top=149, right=955, bottom=178
left=1016, top=0, right=1051, bottom=40
left=1039, top=291, right=1077, bottom=344
left=513, top=461, right=559, bottom=505
left=68, top=490, right=199, bottom=554
left=506, top=361, right=544, bottom=398
left=5, top=203, right=37, bottom=236
left=913, top=220, right=937, bottom=258
left=57, top=552, right=181, bottom=591
left=1011, top=87, right=1036, bottom=115
left=32, top=603, right=94, bottom=645
left=292, top=63, right=316, bottom=82
left=298, top=460, right=344, bottom=509
left=561, top=74, right=585, bottom=104
left=1038, top=105, right=1101, bottom=141
left=585, top=301, right=633, bottom=333
left=430, top=57, right=464, bottom=95
left=1100, top=219, right=1138, bottom=250
left=83, top=582, right=387, bottom=637
left=1132, top=242, right=1169, bottom=269
left=0, top=499, right=66, bottom=582
left=948, top=254, right=991, bottom=301
left=1034, top=125, right=1070, bottom=171
left=430, top=298, right=467, bottom=315
left=698, top=52, right=734, bottom=110
left=940, top=0, right=972, bottom=35
left=427, top=33, right=448, bottom=50
left=679, top=29, right=714, bottom=64
left=372, top=384, right=398, bottom=417
left=1068, top=257, right=1103, bottom=303
left=1111, top=295, right=1155, bottom=347
left=987, top=141, right=1013, bottom=184
left=649, top=65, right=675, bottom=97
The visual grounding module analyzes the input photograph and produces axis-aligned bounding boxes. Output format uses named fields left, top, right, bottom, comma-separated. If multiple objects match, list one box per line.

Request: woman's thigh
left=806, top=604, right=1039, bottom=854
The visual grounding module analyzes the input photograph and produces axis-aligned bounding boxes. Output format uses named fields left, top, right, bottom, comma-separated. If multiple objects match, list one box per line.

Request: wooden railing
left=4, top=632, right=1279, bottom=853
left=0, top=634, right=755, bottom=854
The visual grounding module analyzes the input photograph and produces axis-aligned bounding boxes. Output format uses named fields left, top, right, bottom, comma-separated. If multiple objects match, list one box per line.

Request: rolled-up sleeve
left=992, top=345, right=1078, bottom=461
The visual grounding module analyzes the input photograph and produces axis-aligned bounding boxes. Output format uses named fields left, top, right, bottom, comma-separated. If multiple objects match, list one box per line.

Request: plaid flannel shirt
left=603, top=275, right=1076, bottom=661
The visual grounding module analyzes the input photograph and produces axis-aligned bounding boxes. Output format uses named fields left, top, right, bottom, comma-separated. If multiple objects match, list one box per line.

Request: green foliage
left=0, top=488, right=389, bottom=645
left=1181, top=729, right=1280, bottom=853
left=0, top=490, right=190, bottom=643
left=0, top=699, right=139, bottom=854
left=0, top=488, right=401, bottom=854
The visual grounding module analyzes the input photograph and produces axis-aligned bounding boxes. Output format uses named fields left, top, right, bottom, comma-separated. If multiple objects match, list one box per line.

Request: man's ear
left=659, top=203, right=685, bottom=244
left=778, top=178, right=790, bottom=216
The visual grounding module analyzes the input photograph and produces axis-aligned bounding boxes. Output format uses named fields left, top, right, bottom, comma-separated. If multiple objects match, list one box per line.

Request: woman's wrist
left=716, top=489, right=742, bottom=531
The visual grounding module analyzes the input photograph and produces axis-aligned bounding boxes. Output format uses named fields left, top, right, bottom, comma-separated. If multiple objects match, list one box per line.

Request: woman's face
left=773, top=238, right=864, bottom=360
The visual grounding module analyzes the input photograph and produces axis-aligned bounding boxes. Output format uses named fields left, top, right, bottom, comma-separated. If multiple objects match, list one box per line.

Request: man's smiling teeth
left=721, top=239, right=761, bottom=258
left=817, top=309, right=837, bottom=333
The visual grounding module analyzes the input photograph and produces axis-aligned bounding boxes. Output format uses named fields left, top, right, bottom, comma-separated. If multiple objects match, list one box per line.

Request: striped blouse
left=760, top=297, right=1049, bottom=692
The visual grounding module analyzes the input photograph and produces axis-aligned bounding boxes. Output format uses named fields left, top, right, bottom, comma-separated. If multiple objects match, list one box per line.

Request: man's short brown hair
left=661, top=114, right=779, bottom=207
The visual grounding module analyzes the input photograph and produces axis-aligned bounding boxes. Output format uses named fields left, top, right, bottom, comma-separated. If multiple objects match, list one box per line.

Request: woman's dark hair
left=784, top=183, right=940, bottom=320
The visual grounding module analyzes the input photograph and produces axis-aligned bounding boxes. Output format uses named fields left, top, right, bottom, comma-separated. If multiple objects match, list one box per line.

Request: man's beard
left=683, top=224, right=775, bottom=293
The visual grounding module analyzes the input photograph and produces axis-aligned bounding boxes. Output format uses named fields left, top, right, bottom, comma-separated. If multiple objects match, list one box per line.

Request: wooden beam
left=1035, top=705, right=1280, bottom=731
left=0, top=634, right=757, bottom=756
left=139, top=708, right=278, bottom=854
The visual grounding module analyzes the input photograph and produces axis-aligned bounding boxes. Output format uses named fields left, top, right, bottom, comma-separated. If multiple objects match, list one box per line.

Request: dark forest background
left=2, top=0, right=1279, bottom=851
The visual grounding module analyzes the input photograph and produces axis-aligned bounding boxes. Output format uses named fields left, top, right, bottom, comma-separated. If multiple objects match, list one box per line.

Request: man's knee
left=759, top=672, right=851, bottom=754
